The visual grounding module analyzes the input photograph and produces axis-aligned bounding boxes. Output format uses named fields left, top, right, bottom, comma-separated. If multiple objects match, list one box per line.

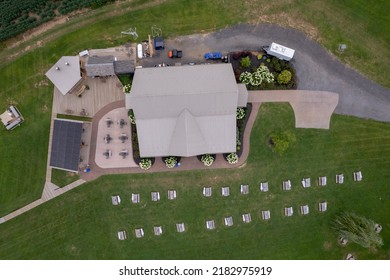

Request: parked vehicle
left=204, top=52, right=222, bottom=60
left=168, top=49, right=182, bottom=58
left=264, top=42, right=295, bottom=61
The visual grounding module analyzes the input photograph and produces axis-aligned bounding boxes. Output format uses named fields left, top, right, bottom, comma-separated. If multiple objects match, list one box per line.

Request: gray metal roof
left=50, top=119, right=83, bottom=172
left=114, top=60, right=135, bottom=74
left=127, top=64, right=240, bottom=157
left=45, top=56, right=82, bottom=95
left=85, top=56, right=115, bottom=77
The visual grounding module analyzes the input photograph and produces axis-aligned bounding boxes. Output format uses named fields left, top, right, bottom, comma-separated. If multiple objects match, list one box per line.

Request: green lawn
left=51, top=169, right=80, bottom=188
left=0, top=0, right=389, bottom=259
left=0, top=104, right=389, bottom=259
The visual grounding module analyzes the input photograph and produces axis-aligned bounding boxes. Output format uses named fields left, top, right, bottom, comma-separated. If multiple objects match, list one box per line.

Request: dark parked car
left=168, top=49, right=182, bottom=58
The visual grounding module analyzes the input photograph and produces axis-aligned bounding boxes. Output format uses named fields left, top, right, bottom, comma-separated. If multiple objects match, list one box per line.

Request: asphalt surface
left=140, top=24, right=390, bottom=122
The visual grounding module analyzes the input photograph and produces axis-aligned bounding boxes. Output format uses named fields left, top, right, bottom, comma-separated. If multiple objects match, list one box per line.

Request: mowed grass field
left=0, top=0, right=389, bottom=259
left=0, top=104, right=389, bottom=259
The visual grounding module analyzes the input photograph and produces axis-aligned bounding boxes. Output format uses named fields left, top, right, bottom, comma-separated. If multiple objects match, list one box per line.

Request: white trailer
left=265, top=42, right=295, bottom=61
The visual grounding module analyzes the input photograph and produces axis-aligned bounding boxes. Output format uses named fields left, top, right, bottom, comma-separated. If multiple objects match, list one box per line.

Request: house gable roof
left=45, top=56, right=82, bottom=95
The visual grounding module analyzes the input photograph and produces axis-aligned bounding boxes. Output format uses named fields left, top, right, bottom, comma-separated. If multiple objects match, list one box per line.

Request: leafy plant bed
left=229, top=51, right=297, bottom=90
left=236, top=103, right=252, bottom=157
left=161, top=156, right=181, bottom=168
left=197, top=154, right=216, bottom=166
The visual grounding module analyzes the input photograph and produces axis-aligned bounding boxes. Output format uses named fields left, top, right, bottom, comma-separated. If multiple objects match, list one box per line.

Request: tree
left=332, top=212, right=383, bottom=250
left=277, top=70, right=292, bottom=84
left=269, top=130, right=296, bottom=155
left=240, top=56, right=251, bottom=68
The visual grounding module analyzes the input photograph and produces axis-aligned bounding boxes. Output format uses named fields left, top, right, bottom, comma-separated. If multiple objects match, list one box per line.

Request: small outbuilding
left=154, top=36, right=164, bottom=50
left=0, top=106, right=24, bottom=130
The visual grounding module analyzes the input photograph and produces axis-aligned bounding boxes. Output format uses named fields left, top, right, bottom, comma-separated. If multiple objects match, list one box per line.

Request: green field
left=0, top=0, right=389, bottom=259
left=0, top=104, right=389, bottom=259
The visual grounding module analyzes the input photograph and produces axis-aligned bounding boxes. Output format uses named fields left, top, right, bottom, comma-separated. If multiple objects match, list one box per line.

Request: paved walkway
left=249, top=90, right=339, bottom=129
left=161, top=24, right=390, bottom=122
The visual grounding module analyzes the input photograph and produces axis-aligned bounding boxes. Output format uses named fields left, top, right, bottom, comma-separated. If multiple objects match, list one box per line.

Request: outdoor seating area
left=111, top=195, right=121, bottom=205
left=336, top=174, right=344, bottom=184
left=318, top=176, right=327, bottom=186
left=224, top=216, right=234, bottom=227
left=319, top=201, right=327, bottom=212
left=284, top=207, right=293, bottom=217
left=260, top=182, right=269, bottom=192
left=203, top=186, right=212, bottom=197
left=283, top=180, right=292, bottom=191
left=240, top=184, right=249, bottom=194
left=176, top=223, right=186, bottom=233
left=168, top=190, right=177, bottom=200
left=353, top=171, right=362, bottom=182
left=300, top=205, right=309, bottom=215
left=262, top=210, right=271, bottom=220
left=242, top=213, right=252, bottom=223
left=151, top=191, right=160, bottom=201
left=154, top=226, right=163, bottom=236
left=301, top=178, right=311, bottom=188
left=111, top=169, right=366, bottom=240
left=206, top=220, right=215, bottom=230
left=95, top=107, right=137, bottom=169
left=135, top=228, right=144, bottom=238
left=117, top=230, right=127, bottom=240
left=131, top=193, right=140, bottom=204
left=221, top=186, right=230, bottom=196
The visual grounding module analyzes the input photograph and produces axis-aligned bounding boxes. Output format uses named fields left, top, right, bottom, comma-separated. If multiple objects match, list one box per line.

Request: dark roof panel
left=50, top=119, right=83, bottom=172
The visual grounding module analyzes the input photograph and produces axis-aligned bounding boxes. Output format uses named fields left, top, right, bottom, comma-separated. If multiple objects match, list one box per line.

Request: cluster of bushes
left=128, top=109, right=136, bottom=125
left=0, top=0, right=115, bottom=41
left=231, top=51, right=297, bottom=90
left=131, top=122, right=140, bottom=159
left=239, top=65, right=275, bottom=87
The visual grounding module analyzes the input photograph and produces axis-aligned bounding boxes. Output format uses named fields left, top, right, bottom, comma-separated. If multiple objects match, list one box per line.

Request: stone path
left=249, top=90, right=339, bottom=129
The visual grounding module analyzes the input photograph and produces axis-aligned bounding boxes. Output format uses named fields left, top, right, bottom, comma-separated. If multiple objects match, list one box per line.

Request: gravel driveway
left=140, top=24, right=390, bottom=122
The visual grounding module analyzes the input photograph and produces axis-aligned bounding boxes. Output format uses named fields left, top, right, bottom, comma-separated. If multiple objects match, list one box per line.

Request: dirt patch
left=323, top=240, right=333, bottom=251
left=34, top=80, right=49, bottom=88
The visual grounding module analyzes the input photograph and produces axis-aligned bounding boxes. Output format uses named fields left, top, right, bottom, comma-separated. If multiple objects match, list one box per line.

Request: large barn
left=126, top=64, right=248, bottom=158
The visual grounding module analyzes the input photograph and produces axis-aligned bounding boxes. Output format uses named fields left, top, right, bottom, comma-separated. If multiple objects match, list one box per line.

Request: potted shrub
left=139, top=158, right=152, bottom=170
left=164, top=156, right=178, bottom=168
left=201, top=154, right=215, bottom=167
left=226, top=152, right=239, bottom=164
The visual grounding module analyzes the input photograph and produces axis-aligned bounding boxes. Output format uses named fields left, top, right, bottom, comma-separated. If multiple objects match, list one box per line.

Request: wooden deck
left=52, top=76, right=125, bottom=117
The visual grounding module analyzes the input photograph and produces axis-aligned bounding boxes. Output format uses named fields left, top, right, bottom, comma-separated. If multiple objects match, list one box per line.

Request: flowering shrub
left=123, top=83, right=132, bottom=93
left=256, top=65, right=274, bottom=84
left=226, top=152, right=239, bottom=164
left=128, top=109, right=136, bottom=124
left=201, top=154, right=214, bottom=167
left=139, top=158, right=152, bottom=170
left=236, top=107, right=246, bottom=120
left=164, top=156, right=178, bottom=168
left=239, top=71, right=252, bottom=86
left=250, top=71, right=262, bottom=86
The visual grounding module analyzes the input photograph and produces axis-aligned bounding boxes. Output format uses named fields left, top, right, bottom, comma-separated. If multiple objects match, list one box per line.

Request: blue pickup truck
left=204, top=52, right=222, bottom=60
